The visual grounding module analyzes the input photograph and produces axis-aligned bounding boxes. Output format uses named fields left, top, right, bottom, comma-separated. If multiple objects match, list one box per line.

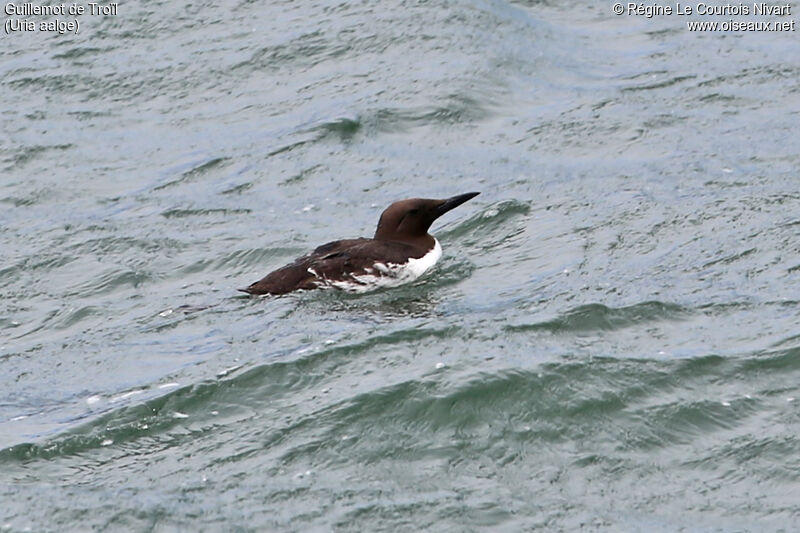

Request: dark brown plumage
left=239, top=192, right=480, bottom=295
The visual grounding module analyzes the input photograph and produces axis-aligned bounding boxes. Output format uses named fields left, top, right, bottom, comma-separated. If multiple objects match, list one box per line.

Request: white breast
left=403, top=238, right=442, bottom=278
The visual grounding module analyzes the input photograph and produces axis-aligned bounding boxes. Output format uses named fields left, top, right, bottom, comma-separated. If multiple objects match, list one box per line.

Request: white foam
left=217, top=365, right=241, bottom=377
left=110, top=389, right=144, bottom=403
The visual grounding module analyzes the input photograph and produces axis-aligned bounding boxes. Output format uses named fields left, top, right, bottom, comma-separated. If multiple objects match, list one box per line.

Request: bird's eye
left=409, top=208, right=419, bottom=214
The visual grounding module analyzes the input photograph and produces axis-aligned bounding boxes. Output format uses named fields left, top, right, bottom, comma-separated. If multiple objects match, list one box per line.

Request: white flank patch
left=319, top=239, right=442, bottom=293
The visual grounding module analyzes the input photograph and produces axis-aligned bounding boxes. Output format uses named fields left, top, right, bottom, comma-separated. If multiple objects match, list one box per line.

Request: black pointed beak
left=434, top=192, right=480, bottom=218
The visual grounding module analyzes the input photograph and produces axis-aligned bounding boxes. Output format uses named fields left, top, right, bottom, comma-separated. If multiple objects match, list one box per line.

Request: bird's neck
left=375, top=232, right=436, bottom=252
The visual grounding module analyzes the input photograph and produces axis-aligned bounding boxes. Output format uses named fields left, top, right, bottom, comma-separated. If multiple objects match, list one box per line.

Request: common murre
left=239, top=192, right=480, bottom=295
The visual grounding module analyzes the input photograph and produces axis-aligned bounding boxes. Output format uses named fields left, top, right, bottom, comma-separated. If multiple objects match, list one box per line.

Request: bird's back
left=240, top=238, right=430, bottom=295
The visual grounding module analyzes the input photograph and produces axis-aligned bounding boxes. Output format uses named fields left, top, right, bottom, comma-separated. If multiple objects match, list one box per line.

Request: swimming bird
left=239, top=192, right=480, bottom=295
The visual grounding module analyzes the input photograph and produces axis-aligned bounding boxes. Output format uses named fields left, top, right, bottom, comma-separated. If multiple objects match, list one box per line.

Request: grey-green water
left=2, top=0, right=799, bottom=531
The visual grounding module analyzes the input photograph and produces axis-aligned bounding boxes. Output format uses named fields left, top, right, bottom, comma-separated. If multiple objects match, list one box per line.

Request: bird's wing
left=241, top=239, right=424, bottom=295
left=306, top=239, right=421, bottom=279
